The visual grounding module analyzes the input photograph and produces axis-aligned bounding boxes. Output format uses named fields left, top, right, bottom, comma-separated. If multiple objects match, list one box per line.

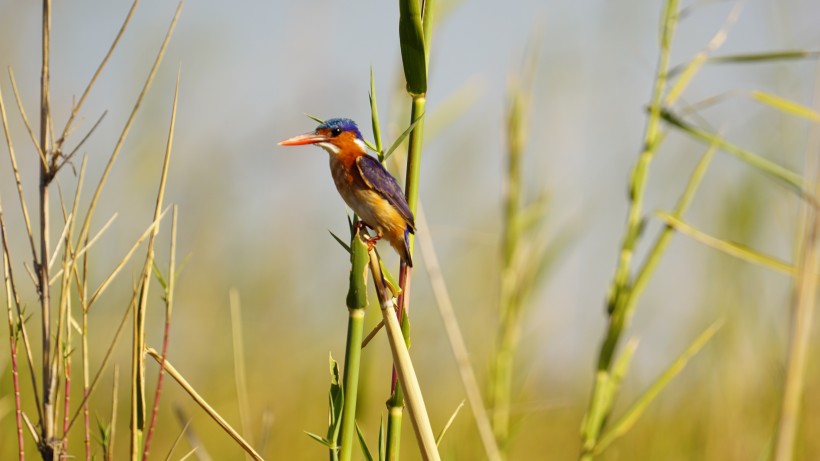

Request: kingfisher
left=279, top=118, right=415, bottom=267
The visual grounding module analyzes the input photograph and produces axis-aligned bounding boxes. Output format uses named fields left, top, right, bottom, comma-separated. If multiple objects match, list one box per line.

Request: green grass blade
left=369, top=67, right=384, bottom=160
left=305, top=113, right=324, bottom=124
left=355, top=422, right=374, bottom=461
left=751, top=90, right=820, bottom=122
left=707, top=50, right=820, bottom=64
left=329, top=230, right=352, bottom=254
left=656, top=211, right=796, bottom=275
left=378, top=416, right=386, bottom=461
left=383, top=112, right=425, bottom=161
left=660, top=110, right=806, bottom=195
left=435, top=400, right=464, bottom=446
left=305, top=431, right=332, bottom=448
left=594, top=320, right=723, bottom=454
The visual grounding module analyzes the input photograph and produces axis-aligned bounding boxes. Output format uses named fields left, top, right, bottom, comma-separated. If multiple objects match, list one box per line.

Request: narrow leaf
left=708, top=50, right=819, bottom=63
left=305, top=431, right=333, bottom=448
left=383, top=112, right=425, bottom=161
left=305, top=113, right=324, bottom=124
left=657, top=211, right=796, bottom=276
left=751, top=90, right=820, bottom=122
left=661, top=110, right=806, bottom=195
left=329, top=230, right=352, bottom=254
left=369, top=67, right=384, bottom=159
left=378, top=416, right=386, bottom=461
left=435, top=400, right=465, bottom=446
left=355, top=422, right=374, bottom=461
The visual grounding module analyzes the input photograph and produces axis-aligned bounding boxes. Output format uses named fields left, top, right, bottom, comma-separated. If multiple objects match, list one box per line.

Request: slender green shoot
left=581, top=1, right=679, bottom=457
left=338, top=229, right=370, bottom=461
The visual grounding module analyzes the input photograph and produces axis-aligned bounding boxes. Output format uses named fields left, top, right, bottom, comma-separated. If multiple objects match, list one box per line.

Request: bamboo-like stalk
left=367, top=248, right=440, bottom=461
left=388, top=0, right=432, bottom=448
left=338, top=230, right=370, bottom=461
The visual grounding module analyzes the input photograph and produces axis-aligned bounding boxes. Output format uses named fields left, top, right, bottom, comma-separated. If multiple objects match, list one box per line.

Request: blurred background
left=1, top=0, right=820, bottom=459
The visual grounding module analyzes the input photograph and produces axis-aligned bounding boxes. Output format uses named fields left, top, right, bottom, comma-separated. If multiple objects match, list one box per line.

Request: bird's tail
left=390, top=228, right=413, bottom=267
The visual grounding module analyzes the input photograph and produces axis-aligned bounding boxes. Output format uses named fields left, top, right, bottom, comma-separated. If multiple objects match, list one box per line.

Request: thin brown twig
left=81, top=236, right=91, bottom=461
left=143, top=205, right=179, bottom=461
left=0, top=75, right=44, bottom=426
left=6, top=67, right=47, bottom=169
left=0, top=82, right=39, bottom=271
left=73, top=0, right=183, bottom=270
left=163, top=419, right=191, bottom=461
left=0, top=203, right=44, bottom=425
left=3, top=214, right=26, bottom=460
left=146, top=348, right=264, bottom=461
left=67, top=285, right=138, bottom=432
left=56, top=0, right=141, bottom=150
left=59, top=110, right=107, bottom=170
left=61, top=351, right=71, bottom=460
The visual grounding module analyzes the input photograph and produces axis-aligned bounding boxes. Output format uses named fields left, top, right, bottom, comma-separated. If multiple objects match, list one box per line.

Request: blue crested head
left=318, top=118, right=363, bottom=140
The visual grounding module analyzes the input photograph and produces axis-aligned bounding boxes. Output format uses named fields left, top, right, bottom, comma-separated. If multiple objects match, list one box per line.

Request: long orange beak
left=278, top=132, right=330, bottom=146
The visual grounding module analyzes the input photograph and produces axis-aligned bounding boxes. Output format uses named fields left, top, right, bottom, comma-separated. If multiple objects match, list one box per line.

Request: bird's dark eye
left=330, top=127, right=342, bottom=137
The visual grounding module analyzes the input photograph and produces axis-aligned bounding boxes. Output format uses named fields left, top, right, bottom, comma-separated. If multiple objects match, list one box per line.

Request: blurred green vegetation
left=1, top=0, right=820, bottom=460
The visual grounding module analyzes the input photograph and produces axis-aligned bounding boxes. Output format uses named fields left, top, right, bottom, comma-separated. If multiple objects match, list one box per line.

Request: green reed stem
left=581, top=0, right=679, bottom=458
left=386, top=82, right=426, bottom=461
left=388, top=0, right=432, bottom=457
left=490, top=58, right=533, bottom=456
left=339, top=231, right=369, bottom=461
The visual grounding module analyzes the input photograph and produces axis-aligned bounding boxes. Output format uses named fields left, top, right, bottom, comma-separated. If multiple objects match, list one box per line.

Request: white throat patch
left=317, top=141, right=340, bottom=155
left=353, top=138, right=366, bottom=153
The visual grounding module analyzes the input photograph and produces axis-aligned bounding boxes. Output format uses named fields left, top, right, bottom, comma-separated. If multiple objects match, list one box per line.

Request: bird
left=279, top=118, right=415, bottom=267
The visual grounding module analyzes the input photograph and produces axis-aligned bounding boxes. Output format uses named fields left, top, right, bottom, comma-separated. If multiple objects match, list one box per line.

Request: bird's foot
left=355, top=221, right=382, bottom=251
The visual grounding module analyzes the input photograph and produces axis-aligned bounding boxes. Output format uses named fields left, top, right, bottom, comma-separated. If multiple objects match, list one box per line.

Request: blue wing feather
left=355, top=155, right=416, bottom=232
